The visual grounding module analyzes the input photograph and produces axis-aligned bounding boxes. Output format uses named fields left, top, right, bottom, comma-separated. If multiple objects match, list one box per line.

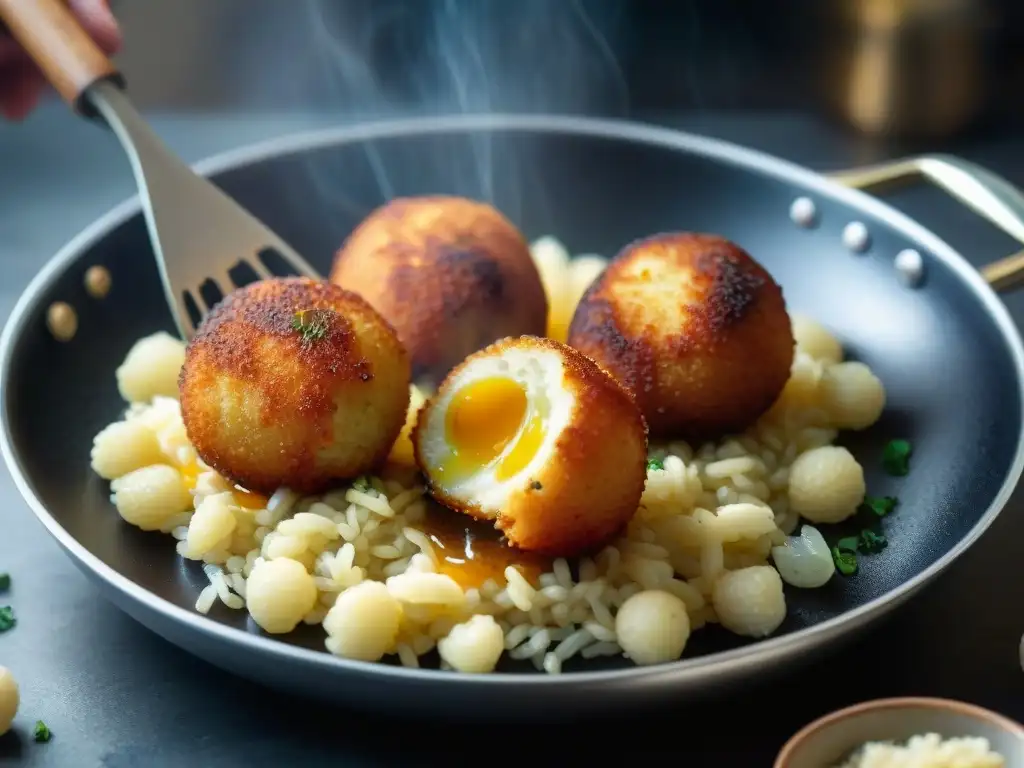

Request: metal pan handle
left=828, top=155, right=1024, bottom=293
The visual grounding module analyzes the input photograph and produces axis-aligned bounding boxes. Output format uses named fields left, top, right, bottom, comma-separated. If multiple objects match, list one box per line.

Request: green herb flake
left=836, top=536, right=860, bottom=553
left=0, top=606, right=14, bottom=633
left=33, top=720, right=52, bottom=743
left=859, top=529, right=888, bottom=554
left=832, top=546, right=858, bottom=576
left=863, top=495, right=899, bottom=517
left=646, top=457, right=665, bottom=472
left=290, top=309, right=331, bottom=345
left=882, top=439, right=913, bottom=476
left=0, top=573, right=9, bottom=592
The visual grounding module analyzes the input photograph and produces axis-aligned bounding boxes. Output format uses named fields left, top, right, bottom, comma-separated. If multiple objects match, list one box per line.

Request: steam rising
left=293, top=0, right=628, bottom=223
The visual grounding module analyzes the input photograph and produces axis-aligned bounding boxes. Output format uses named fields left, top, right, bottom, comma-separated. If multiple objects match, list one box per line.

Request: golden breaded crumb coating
left=179, top=277, right=411, bottom=493
left=568, top=233, right=794, bottom=439
left=412, top=335, right=648, bottom=558
left=329, top=196, right=548, bottom=384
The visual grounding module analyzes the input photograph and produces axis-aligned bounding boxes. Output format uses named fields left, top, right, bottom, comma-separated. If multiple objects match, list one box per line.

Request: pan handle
left=828, top=155, right=1024, bottom=293
left=0, top=0, right=124, bottom=116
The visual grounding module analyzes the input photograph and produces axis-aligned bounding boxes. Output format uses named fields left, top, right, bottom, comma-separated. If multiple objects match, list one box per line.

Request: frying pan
left=3, top=114, right=1024, bottom=719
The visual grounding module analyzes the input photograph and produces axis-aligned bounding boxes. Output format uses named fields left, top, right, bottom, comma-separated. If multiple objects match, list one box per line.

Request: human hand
left=0, top=0, right=121, bottom=120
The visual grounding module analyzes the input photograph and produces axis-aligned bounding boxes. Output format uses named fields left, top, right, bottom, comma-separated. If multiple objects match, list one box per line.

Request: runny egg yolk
left=231, top=485, right=269, bottom=510
left=180, top=459, right=201, bottom=490
left=179, top=457, right=268, bottom=510
left=440, top=376, right=545, bottom=483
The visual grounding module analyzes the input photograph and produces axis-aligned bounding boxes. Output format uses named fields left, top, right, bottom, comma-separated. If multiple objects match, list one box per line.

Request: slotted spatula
left=0, top=0, right=321, bottom=340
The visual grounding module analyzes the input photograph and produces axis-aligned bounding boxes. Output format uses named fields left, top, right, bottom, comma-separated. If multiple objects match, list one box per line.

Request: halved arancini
left=568, top=233, right=794, bottom=440
left=329, top=195, right=548, bottom=385
left=412, top=335, right=648, bottom=558
left=179, top=277, right=411, bottom=494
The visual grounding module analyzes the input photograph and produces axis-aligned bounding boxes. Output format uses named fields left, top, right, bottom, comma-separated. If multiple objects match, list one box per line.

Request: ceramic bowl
left=775, top=697, right=1024, bottom=767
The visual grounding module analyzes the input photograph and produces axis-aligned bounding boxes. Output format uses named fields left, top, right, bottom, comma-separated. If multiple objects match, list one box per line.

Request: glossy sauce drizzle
left=231, top=485, right=269, bottom=510
left=179, top=458, right=268, bottom=510
left=419, top=504, right=551, bottom=590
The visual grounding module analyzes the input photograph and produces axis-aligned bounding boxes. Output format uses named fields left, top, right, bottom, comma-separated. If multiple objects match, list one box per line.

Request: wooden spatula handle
left=0, top=0, right=123, bottom=114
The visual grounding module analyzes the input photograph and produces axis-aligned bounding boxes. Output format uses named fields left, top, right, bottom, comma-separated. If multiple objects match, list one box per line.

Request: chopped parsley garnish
left=33, top=720, right=52, bottom=743
left=863, top=495, right=898, bottom=517
left=290, top=309, right=331, bottom=345
left=0, top=606, right=14, bottom=632
left=882, top=439, right=913, bottom=476
left=829, top=445, right=906, bottom=578
left=831, top=524, right=889, bottom=576
left=0, top=573, right=8, bottom=592
left=831, top=546, right=858, bottom=576
left=859, top=529, right=888, bottom=553
left=646, top=457, right=665, bottom=472
left=836, top=536, right=860, bottom=553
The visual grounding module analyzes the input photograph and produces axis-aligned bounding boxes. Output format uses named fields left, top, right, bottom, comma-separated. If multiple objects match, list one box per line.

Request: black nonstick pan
left=3, top=114, right=1024, bottom=718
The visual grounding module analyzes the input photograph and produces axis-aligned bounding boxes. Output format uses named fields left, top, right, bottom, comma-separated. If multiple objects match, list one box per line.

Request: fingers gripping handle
left=0, top=0, right=123, bottom=115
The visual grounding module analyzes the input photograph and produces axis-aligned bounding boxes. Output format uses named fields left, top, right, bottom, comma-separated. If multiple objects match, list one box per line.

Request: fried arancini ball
left=413, top=335, right=648, bottom=557
left=567, top=233, right=794, bottom=439
left=179, top=277, right=411, bottom=494
left=329, top=196, right=548, bottom=384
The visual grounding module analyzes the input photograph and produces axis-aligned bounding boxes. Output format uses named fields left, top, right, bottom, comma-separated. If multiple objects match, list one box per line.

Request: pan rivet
left=842, top=222, right=871, bottom=253
left=894, top=248, right=924, bottom=287
left=789, top=197, right=817, bottom=228
left=46, top=302, right=78, bottom=343
left=84, top=265, right=112, bottom=299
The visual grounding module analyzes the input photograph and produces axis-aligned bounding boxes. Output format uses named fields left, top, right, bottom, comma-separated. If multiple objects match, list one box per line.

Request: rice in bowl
left=836, top=733, right=1005, bottom=768
left=90, top=236, right=890, bottom=674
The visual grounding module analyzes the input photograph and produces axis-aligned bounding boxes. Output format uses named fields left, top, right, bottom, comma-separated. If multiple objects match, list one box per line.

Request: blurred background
left=3, top=0, right=1024, bottom=297
left=97, top=0, right=1024, bottom=139
left=5, top=0, right=1024, bottom=137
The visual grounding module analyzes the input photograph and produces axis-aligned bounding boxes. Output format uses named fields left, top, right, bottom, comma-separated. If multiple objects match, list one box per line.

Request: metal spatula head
left=0, top=0, right=322, bottom=340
